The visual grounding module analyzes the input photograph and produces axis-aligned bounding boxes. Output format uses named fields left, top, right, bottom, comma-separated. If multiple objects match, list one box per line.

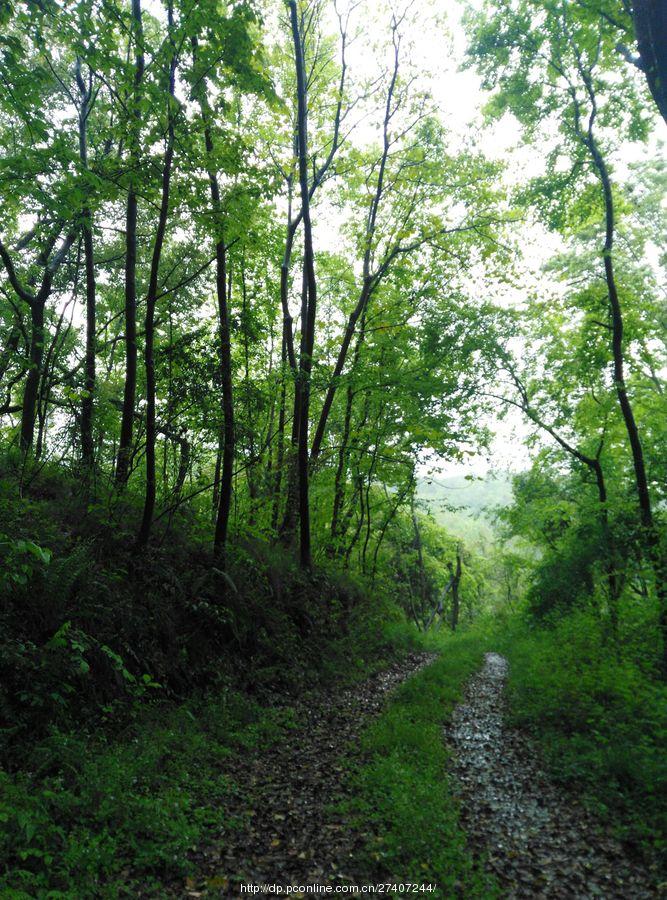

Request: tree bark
left=116, top=0, right=145, bottom=485
left=581, top=121, right=666, bottom=672
left=631, top=0, right=667, bottom=124
left=271, top=335, right=288, bottom=533
left=289, top=0, right=318, bottom=570
left=21, top=300, right=45, bottom=453
left=137, top=4, right=177, bottom=546
left=75, top=61, right=97, bottom=468
left=0, top=230, right=75, bottom=453
left=191, top=37, right=235, bottom=559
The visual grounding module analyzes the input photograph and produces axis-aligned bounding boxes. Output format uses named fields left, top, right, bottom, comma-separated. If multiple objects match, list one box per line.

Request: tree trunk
left=310, top=27, right=400, bottom=461
left=631, top=0, right=667, bottom=124
left=585, top=132, right=666, bottom=673
left=81, top=217, right=96, bottom=466
left=329, top=311, right=367, bottom=552
left=212, top=231, right=235, bottom=557
left=289, top=0, right=317, bottom=570
left=591, top=458, right=620, bottom=642
left=116, top=0, right=145, bottom=485
left=411, top=495, right=427, bottom=621
left=450, top=548, right=462, bottom=632
left=310, top=281, right=371, bottom=461
left=76, top=59, right=96, bottom=468
left=280, top=269, right=308, bottom=543
left=271, top=335, right=288, bottom=533
left=20, top=300, right=45, bottom=453
left=330, top=384, right=354, bottom=553
left=192, top=36, right=235, bottom=561
left=370, top=482, right=412, bottom=582
left=137, top=5, right=177, bottom=546
left=213, top=435, right=222, bottom=523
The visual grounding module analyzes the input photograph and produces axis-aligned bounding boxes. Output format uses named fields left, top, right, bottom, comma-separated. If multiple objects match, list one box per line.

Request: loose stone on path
left=446, top=652, right=659, bottom=899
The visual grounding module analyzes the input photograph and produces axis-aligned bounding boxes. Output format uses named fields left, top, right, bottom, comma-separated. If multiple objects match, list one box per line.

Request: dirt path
left=177, top=652, right=436, bottom=897
left=446, top=652, right=659, bottom=899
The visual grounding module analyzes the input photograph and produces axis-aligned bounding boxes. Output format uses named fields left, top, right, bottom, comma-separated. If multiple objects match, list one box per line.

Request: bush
left=0, top=693, right=296, bottom=896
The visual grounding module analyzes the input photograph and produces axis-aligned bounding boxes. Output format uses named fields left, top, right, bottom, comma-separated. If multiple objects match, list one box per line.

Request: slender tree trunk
left=361, top=469, right=374, bottom=574
left=173, top=431, right=189, bottom=496
left=0, top=324, right=20, bottom=383
left=310, top=27, right=400, bottom=462
left=289, top=0, right=317, bottom=570
left=585, top=133, right=666, bottom=672
left=330, top=311, right=367, bottom=551
left=589, top=143, right=652, bottom=530
left=137, top=5, right=177, bottom=546
left=20, top=300, right=45, bottom=453
left=370, top=482, right=412, bottom=583
left=76, top=60, right=96, bottom=468
left=192, top=37, right=235, bottom=560
left=311, top=282, right=371, bottom=462
left=281, top=266, right=307, bottom=542
left=591, top=458, right=620, bottom=642
left=450, top=548, right=462, bottom=632
left=116, top=0, right=145, bottom=485
left=330, top=384, right=354, bottom=552
left=240, top=253, right=259, bottom=526
left=81, top=217, right=96, bottom=465
left=344, top=472, right=365, bottom=569
left=272, top=335, right=288, bottom=534
left=35, top=295, right=73, bottom=460
left=76, top=66, right=97, bottom=469
left=212, top=228, right=235, bottom=557
left=0, top=230, right=76, bottom=453
left=411, top=495, right=428, bottom=620
left=213, top=435, right=222, bottom=523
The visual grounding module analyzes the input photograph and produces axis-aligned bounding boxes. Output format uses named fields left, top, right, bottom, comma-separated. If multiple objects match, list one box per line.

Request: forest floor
left=150, top=648, right=662, bottom=899
left=168, top=652, right=437, bottom=897
left=446, top=652, right=660, bottom=899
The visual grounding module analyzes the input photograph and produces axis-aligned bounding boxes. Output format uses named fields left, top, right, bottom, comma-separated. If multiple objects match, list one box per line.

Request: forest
left=0, top=0, right=665, bottom=896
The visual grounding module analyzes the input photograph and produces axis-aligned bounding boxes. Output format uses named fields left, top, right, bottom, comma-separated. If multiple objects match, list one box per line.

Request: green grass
left=494, top=609, right=667, bottom=868
left=345, top=629, right=499, bottom=899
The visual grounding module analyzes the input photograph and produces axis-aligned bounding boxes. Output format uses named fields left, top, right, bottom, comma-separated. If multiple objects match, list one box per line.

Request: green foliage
left=0, top=0, right=664, bottom=890
left=495, top=609, right=667, bottom=859
left=0, top=463, right=393, bottom=764
left=0, top=691, right=296, bottom=896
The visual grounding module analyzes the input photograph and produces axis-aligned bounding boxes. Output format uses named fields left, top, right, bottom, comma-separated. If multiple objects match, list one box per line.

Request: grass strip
left=346, top=630, right=499, bottom=899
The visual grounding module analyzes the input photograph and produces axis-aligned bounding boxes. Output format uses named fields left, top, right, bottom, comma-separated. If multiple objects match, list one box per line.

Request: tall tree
left=467, top=0, right=667, bottom=670
left=116, top=0, right=145, bottom=485
left=137, top=0, right=178, bottom=546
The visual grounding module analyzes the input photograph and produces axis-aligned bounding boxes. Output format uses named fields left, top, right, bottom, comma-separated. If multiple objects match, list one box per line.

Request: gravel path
left=446, top=652, right=660, bottom=899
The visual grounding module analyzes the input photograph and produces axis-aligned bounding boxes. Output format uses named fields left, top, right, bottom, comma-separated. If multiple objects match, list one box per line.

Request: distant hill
left=416, top=472, right=515, bottom=552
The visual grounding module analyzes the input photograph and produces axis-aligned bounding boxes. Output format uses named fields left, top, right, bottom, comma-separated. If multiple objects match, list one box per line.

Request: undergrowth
left=494, top=608, right=667, bottom=871
left=0, top=465, right=428, bottom=894
left=0, top=462, right=402, bottom=766
left=0, top=689, right=298, bottom=897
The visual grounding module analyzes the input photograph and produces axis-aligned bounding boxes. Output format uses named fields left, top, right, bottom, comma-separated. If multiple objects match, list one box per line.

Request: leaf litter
left=169, top=652, right=436, bottom=897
